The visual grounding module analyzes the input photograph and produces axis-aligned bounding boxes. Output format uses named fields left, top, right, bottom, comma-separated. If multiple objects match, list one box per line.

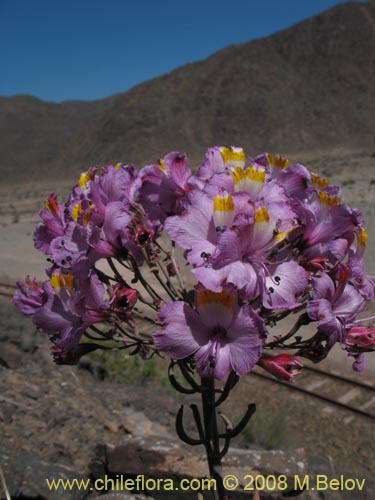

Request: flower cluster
left=14, top=147, right=375, bottom=380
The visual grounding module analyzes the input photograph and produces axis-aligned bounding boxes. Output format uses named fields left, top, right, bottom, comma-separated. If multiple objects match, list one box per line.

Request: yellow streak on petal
left=64, top=273, right=74, bottom=293
left=158, top=159, right=166, bottom=173
left=311, top=172, right=329, bottom=188
left=266, top=153, right=289, bottom=169
left=231, top=166, right=246, bottom=185
left=277, top=227, right=294, bottom=242
left=71, top=203, right=82, bottom=221
left=83, top=210, right=92, bottom=226
left=50, top=272, right=74, bottom=292
left=231, top=166, right=265, bottom=187
left=358, top=228, right=368, bottom=247
left=78, top=173, right=87, bottom=189
left=220, top=147, right=246, bottom=166
left=318, top=191, right=340, bottom=207
left=213, top=194, right=234, bottom=213
left=254, top=207, right=270, bottom=223
left=50, top=274, right=61, bottom=290
left=246, top=165, right=265, bottom=183
left=78, top=171, right=94, bottom=190
left=114, top=163, right=121, bottom=171
left=196, top=289, right=234, bottom=312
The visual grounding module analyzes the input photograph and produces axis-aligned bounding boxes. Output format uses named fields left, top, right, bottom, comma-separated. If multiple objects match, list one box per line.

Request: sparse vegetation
left=90, top=348, right=170, bottom=387
left=242, top=410, right=288, bottom=449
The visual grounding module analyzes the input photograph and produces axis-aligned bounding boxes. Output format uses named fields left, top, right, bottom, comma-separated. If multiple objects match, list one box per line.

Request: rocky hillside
left=0, top=1, right=374, bottom=183
left=0, top=95, right=114, bottom=181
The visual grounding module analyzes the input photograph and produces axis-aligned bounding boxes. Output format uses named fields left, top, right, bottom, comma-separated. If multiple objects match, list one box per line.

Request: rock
left=0, top=444, right=88, bottom=500
left=79, top=359, right=109, bottom=380
left=0, top=343, right=24, bottom=369
left=0, top=402, right=13, bottom=424
left=21, top=385, right=41, bottom=400
left=91, top=437, right=312, bottom=499
left=120, top=407, right=171, bottom=439
left=92, top=438, right=375, bottom=499
left=103, top=437, right=308, bottom=480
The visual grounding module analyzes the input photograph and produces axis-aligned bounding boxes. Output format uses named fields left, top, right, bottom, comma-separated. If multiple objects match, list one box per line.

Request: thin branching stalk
left=130, top=257, right=165, bottom=304
left=0, top=464, right=11, bottom=500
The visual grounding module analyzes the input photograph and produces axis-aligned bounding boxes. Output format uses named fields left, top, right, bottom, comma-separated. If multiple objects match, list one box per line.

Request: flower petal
left=194, top=341, right=232, bottom=380
left=307, top=299, right=333, bottom=322
left=165, top=191, right=216, bottom=249
left=227, top=306, right=265, bottom=375
left=310, top=272, right=335, bottom=301
left=263, top=262, right=307, bottom=310
left=334, top=283, right=365, bottom=318
left=153, top=302, right=208, bottom=359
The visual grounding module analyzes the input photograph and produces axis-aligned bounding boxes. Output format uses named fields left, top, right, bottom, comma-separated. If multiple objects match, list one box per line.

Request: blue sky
left=0, top=0, right=352, bottom=102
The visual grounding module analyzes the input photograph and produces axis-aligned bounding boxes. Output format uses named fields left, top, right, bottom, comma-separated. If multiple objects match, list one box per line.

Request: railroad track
left=2, top=280, right=374, bottom=420
left=0, top=282, right=16, bottom=299
left=250, top=364, right=375, bottom=421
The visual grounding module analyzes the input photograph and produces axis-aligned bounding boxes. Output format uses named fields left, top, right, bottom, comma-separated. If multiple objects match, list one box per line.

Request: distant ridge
left=1, top=1, right=374, bottom=183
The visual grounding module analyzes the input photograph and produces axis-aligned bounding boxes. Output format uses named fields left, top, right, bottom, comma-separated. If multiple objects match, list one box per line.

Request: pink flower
left=32, top=270, right=108, bottom=352
left=153, top=286, right=266, bottom=380
left=33, top=193, right=66, bottom=254
left=307, top=268, right=365, bottom=338
left=258, top=354, right=303, bottom=383
left=13, top=277, right=47, bottom=315
left=138, top=152, right=192, bottom=223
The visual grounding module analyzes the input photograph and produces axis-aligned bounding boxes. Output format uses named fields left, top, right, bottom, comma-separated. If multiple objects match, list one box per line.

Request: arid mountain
left=0, top=95, right=115, bottom=182
left=1, top=1, right=374, bottom=183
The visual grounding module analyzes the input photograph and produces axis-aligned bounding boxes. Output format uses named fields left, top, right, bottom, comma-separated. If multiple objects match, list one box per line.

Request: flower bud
left=13, top=276, right=46, bottom=315
left=344, top=326, right=375, bottom=352
left=258, top=353, right=303, bottom=383
left=303, top=256, right=331, bottom=271
left=166, top=261, right=177, bottom=277
left=109, top=283, right=138, bottom=310
left=52, top=343, right=103, bottom=365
